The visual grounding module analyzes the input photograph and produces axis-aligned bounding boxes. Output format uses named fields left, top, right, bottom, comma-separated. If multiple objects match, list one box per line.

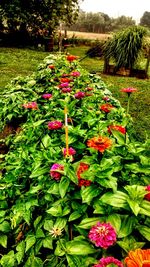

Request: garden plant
left=0, top=54, right=150, bottom=266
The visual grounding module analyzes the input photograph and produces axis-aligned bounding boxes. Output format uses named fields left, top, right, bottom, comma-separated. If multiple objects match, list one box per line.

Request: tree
left=0, top=0, right=80, bottom=48
left=140, top=11, right=150, bottom=28
left=110, top=16, right=136, bottom=31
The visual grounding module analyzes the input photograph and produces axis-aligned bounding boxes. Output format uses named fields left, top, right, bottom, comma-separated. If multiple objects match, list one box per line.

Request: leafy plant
left=0, top=54, right=150, bottom=266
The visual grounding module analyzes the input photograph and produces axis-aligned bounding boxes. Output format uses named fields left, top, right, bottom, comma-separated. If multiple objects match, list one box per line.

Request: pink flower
left=88, top=222, right=116, bottom=249
left=48, top=121, right=63, bottom=130
left=121, top=87, right=137, bottom=94
left=144, top=185, right=150, bottom=201
left=103, top=96, right=110, bottom=101
left=42, top=93, right=52, bottom=99
left=74, top=91, right=85, bottom=99
left=93, top=257, right=123, bottom=267
left=50, top=163, right=64, bottom=180
left=59, top=82, right=70, bottom=88
left=63, top=147, right=76, bottom=157
left=62, top=87, right=72, bottom=93
left=22, top=102, right=38, bottom=110
left=71, top=71, right=80, bottom=77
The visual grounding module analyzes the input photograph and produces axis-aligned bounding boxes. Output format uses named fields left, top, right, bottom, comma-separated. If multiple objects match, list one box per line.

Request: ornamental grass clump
left=0, top=53, right=150, bottom=266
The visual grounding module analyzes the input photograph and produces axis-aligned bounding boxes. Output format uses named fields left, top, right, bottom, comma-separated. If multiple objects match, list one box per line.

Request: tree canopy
left=140, top=11, right=150, bottom=28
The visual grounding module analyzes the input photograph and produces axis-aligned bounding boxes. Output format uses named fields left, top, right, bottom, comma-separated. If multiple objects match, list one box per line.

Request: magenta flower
left=22, top=102, right=38, bottom=110
left=62, top=87, right=72, bottom=93
left=71, top=71, right=80, bottom=77
left=42, top=93, right=52, bottom=99
left=74, top=91, right=85, bottom=99
left=59, top=82, right=70, bottom=88
left=63, top=147, right=76, bottom=157
left=88, top=222, right=116, bottom=249
left=103, top=96, right=110, bottom=101
left=48, top=121, right=63, bottom=130
left=121, top=87, right=137, bottom=94
left=93, top=257, right=123, bottom=267
left=50, top=163, right=64, bottom=180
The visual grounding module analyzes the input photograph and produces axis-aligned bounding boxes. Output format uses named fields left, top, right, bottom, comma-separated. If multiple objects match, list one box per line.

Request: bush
left=0, top=54, right=150, bottom=266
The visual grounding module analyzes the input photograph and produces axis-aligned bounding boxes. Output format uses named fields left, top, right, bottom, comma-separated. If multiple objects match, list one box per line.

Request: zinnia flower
left=63, top=147, right=76, bottom=157
left=74, top=91, right=85, bottom=99
left=77, top=162, right=91, bottom=187
left=88, top=222, right=116, bottom=249
left=93, top=257, right=123, bottom=267
left=108, top=125, right=126, bottom=135
left=71, top=71, right=80, bottom=77
left=100, top=103, right=114, bottom=113
left=121, top=87, right=137, bottom=94
left=42, top=93, right=52, bottom=99
left=22, top=102, right=38, bottom=110
left=124, top=248, right=150, bottom=267
left=66, top=55, right=78, bottom=62
left=48, top=121, right=63, bottom=130
left=144, top=185, right=150, bottom=201
left=50, top=163, right=64, bottom=180
left=59, top=82, right=70, bottom=88
left=62, top=87, right=71, bottom=93
left=86, top=87, right=93, bottom=91
left=49, top=227, right=63, bottom=238
left=60, top=78, right=71, bottom=83
left=103, top=96, right=110, bottom=101
left=48, top=65, right=55, bottom=69
left=87, top=136, right=112, bottom=153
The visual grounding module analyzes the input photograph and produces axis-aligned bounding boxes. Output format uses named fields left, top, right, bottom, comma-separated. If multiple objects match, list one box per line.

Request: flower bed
left=0, top=54, right=150, bottom=266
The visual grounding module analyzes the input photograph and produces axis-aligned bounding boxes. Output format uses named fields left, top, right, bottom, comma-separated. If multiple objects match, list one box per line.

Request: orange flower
left=87, top=136, right=112, bottom=153
left=100, top=103, right=115, bottom=113
left=66, top=55, right=78, bottom=62
left=124, top=248, right=150, bottom=267
left=77, top=162, right=91, bottom=187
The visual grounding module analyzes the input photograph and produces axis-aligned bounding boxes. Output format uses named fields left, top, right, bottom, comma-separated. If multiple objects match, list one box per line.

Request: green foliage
left=0, top=53, right=150, bottom=266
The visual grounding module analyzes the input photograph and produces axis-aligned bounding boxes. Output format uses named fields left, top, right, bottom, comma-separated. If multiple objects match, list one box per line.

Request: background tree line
left=67, top=10, right=150, bottom=33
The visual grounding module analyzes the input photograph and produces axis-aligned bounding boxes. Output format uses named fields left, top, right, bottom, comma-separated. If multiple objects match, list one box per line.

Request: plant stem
left=127, top=94, right=130, bottom=114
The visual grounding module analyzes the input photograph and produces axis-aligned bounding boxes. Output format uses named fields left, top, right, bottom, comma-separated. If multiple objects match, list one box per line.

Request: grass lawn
left=0, top=46, right=149, bottom=141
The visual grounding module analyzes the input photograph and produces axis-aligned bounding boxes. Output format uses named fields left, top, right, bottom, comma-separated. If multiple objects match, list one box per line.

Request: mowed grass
left=0, top=46, right=150, bottom=141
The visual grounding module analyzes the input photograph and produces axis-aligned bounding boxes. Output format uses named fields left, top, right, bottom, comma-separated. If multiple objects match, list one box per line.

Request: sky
left=79, top=0, right=150, bottom=22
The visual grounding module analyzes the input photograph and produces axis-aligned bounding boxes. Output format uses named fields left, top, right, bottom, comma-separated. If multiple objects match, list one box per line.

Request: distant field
left=64, top=30, right=111, bottom=40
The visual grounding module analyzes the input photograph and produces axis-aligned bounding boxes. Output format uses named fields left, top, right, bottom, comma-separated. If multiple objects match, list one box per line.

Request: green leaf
left=16, top=241, right=25, bottom=264
left=54, top=239, right=66, bottom=256
left=25, top=256, right=43, bottom=267
left=43, top=220, right=53, bottom=231
left=111, top=129, right=125, bottom=145
left=47, top=183, right=59, bottom=195
left=117, top=236, right=145, bottom=253
left=0, top=221, right=10, bottom=233
left=59, top=176, right=70, bottom=198
left=139, top=200, right=150, bottom=216
left=32, top=119, right=45, bottom=127
left=78, top=217, right=101, bottom=229
left=106, top=214, right=121, bottom=234
left=100, top=191, right=128, bottom=208
left=54, top=217, right=67, bottom=229
left=34, top=216, right=42, bottom=229
left=36, top=229, right=45, bottom=238
left=66, top=240, right=96, bottom=255
left=0, top=234, right=7, bottom=248
left=81, top=185, right=101, bottom=203
left=118, top=216, right=135, bottom=238
left=43, top=236, right=53, bottom=249
left=30, top=167, right=49, bottom=178
left=1, top=251, right=15, bottom=267
left=66, top=168, right=78, bottom=184
left=42, top=134, right=51, bottom=148
left=69, top=211, right=82, bottom=222
left=25, top=235, right=36, bottom=252
left=46, top=205, right=62, bottom=216
left=66, top=255, right=82, bottom=267
left=137, top=225, right=150, bottom=241
left=127, top=198, right=140, bottom=216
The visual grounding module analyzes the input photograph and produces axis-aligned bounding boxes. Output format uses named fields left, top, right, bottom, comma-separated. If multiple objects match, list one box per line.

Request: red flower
left=50, top=163, right=64, bottom=180
left=60, top=78, right=71, bottom=83
left=48, top=65, right=55, bottom=69
left=48, top=121, right=63, bottom=130
left=74, top=91, right=85, bottom=99
left=144, top=185, right=150, bottom=201
left=100, top=103, right=114, bottom=113
left=121, top=87, right=137, bottom=94
left=87, top=136, right=112, bottom=153
left=22, top=102, right=38, bottom=110
left=77, top=162, right=91, bottom=187
left=66, top=55, right=78, bottom=62
left=108, top=125, right=126, bottom=134
left=62, top=87, right=71, bottom=93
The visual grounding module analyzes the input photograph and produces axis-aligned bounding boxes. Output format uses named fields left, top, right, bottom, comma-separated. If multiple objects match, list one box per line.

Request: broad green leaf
left=42, top=134, right=51, bottom=148
left=46, top=205, right=62, bottom=216
left=25, top=256, right=43, bottom=267
left=100, top=191, right=128, bottom=208
left=137, top=225, right=150, bottom=241
left=16, top=241, right=25, bottom=264
left=36, top=229, right=45, bottom=238
left=106, top=214, right=121, bottom=233
left=127, top=198, right=140, bottom=216
left=54, top=239, right=66, bottom=256
left=66, top=240, right=96, bottom=255
left=28, top=185, right=42, bottom=194
left=117, top=236, right=145, bottom=253
left=118, top=216, right=135, bottom=238
left=111, top=129, right=125, bottom=145
left=25, top=235, right=36, bottom=252
left=139, top=200, right=150, bottom=216
left=32, top=119, right=45, bottom=127
left=0, top=234, right=7, bottom=248
left=43, top=236, right=53, bottom=249
left=34, top=216, right=42, bottom=229
left=66, top=255, right=82, bottom=267
left=0, top=221, right=10, bottom=233
left=43, top=220, right=53, bottom=231
left=59, top=176, right=70, bottom=198
left=47, top=183, right=59, bottom=195
left=54, top=217, right=67, bottom=229
left=1, top=251, right=15, bottom=267
left=78, top=217, right=101, bottom=229
left=30, top=167, right=49, bottom=178
left=66, top=168, right=78, bottom=184
left=69, top=211, right=82, bottom=222
left=81, top=185, right=101, bottom=203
